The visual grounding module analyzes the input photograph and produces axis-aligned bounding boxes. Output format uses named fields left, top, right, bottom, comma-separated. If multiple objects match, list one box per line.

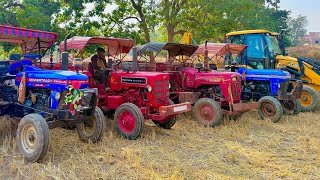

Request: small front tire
left=115, top=103, right=144, bottom=140
left=16, top=113, right=49, bottom=162
left=77, top=107, right=105, bottom=143
left=193, top=98, right=223, bottom=127
left=258, top=96, right=283, bottom=123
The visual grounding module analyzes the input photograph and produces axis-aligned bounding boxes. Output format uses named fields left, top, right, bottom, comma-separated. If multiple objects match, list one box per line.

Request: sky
left=279, top=0, right=320, bottom=32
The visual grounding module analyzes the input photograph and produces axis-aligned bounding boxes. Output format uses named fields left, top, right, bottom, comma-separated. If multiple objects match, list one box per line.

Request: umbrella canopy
left=192, top=43, right=247, bottom=57
left=137, top=42, right=198, bottom=57
left=59, top=36, right=135, bottom=56
left=0, top=25, right=58, bottom=54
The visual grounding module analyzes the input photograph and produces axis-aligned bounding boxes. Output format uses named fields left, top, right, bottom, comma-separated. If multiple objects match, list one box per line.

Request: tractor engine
left=108, top=71, right=171, bottom=109
left=242, top=81, right=270, bottom=101
left=22, top=89, right=50, bottom=116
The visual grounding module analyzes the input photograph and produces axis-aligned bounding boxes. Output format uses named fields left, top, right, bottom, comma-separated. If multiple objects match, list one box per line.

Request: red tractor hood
left=181, top=67, right=241, bottom=89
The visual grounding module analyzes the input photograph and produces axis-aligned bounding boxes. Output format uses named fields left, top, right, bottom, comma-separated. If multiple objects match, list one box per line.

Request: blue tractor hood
left=16, top=66, right=89, bottom=91
left=237, top=67, right=291, bottom=81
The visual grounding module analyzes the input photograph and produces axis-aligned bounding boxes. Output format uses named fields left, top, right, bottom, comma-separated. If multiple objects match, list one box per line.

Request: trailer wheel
left=16, top=113, right=49, bottom=162
left=300, top=85, right=319, bottom=112
left=193, top=98, right=223, bottom=127
left=115, top=103, right=144, bottom=140
left=153, top=100, right=177, bottom=129
left=258, top=96, right=283, bottom=122
left=77, top=107, right=105, bottom=143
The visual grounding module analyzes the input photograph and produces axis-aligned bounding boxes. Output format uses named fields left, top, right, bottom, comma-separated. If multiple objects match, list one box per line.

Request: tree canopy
left=0, top=0, right=308, bottom=47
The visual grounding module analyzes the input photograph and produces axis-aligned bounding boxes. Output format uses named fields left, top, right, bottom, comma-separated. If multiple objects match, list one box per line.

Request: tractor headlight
left=146, top=85, right=152, bottom=92
left=55, top=92, right=61, bottom=100
left=168, top=83, right=171, bottom=89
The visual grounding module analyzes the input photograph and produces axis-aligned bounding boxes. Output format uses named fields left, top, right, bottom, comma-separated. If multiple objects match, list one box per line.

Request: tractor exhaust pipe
left=204, top=41, right=209, bottom=71
left=62, top=34, right=71, bottom=70
left=132, top=40, right=138, bottom=72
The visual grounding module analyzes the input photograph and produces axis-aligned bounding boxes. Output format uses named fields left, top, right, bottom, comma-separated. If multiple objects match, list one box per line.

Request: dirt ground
left=1, top=110, right=320, bottom=179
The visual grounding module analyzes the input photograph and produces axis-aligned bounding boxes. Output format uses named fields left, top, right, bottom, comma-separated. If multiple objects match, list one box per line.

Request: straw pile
left=1, top=110, right=320, bottom=179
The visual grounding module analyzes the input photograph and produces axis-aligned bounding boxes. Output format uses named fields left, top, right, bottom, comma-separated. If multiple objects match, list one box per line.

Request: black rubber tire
left=258, top=96, right=283, bottom=123
left=16, top=113, right=49, bottom=162
left=293, top=99, right=302, bottom=115
left=193, top=98, right=223, bottom=127
left=300, top=85, right=319, bottom=112
left=115, top=103, right=144, bottom=140
left=77, top=107, right=105, bottom=143
left=280, top=100, right=297, bottom=115
left=153, top=100, right=177, bottom=129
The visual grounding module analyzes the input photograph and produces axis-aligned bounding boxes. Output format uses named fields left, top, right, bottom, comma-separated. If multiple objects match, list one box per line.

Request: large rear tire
left=300, top=85, right=319, bottom=112
left=16, top=113, right=49, bottom=162
left=77, top=107, right=105, bottom=143
left=258, top=96, right=283, bottom=122
left=153, top=100, right=177, bottom=129
left=115, top=103, right=144, bottom=140
left=193, top=98, right=223, bottom=127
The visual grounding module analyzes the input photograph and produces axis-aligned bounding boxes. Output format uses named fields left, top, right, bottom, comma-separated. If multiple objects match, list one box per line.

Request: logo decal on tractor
left=121, top=77, right=147, bottom=84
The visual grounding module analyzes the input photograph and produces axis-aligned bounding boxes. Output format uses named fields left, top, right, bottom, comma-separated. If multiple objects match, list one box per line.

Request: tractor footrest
left=232, top=102, right=259, bottom=112
left=159, top=102, right=191, bottom=116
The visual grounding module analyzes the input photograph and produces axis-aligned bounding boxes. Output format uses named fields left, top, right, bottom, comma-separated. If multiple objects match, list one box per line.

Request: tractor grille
left=154, top=80, right=170, bottom=103
left=231, top=81, right=241, bottom=100
left=58, top=89, right=96, bottom=110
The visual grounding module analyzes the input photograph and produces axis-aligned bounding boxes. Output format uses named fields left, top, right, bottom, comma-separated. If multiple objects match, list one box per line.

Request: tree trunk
left=167, top=24, right=175, bottom=43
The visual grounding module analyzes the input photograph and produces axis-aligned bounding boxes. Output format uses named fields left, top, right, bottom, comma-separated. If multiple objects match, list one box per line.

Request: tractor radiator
left=154, top=80, right=170, bottom=103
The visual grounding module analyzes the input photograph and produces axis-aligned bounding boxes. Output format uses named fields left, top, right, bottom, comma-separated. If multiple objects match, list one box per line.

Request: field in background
left=1, top=111, right=320, bottom=179
left=287, top=45, right=320, bottom=60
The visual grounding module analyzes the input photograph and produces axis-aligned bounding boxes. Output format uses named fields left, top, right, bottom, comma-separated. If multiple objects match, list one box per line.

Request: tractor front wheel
left=115, top=103, right=144, bottom=140
left=153, top=100, right=177, bottom=129
left=300, top=85, right=319, bottom=112
left=193, top=98, right=223, bottom=127
left=77, top=107, right=105, bottom=143
left=258, top=96, right=283, bottom=123
left=16, top=113, right=49, bottom=162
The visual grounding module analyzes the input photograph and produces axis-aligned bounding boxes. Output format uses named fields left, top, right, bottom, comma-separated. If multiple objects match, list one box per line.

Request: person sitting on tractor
left=91, top=47, right=108, bottom=86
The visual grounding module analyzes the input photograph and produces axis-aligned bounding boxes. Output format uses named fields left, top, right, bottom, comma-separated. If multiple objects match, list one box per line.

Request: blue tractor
left=0, top=26, right=105, bottom=162
left=235, top=67, right=303, bottom=121
left=0, top=59, right=105, bottom=162
left=193, top=43, right=303, bottom=122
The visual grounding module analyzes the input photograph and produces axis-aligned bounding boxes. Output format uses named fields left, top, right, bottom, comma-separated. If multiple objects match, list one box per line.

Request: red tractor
left=135, top=42, right=262, bottom=126
left=59, top=36, right=192, bottom=139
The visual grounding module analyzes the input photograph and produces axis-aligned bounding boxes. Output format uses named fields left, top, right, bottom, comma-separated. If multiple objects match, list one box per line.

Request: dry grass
left=1, top=111, right=320, bottom=179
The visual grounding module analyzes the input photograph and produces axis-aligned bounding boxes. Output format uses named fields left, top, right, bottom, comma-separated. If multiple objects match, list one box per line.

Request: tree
left=287, top=14, right=308, bottom=46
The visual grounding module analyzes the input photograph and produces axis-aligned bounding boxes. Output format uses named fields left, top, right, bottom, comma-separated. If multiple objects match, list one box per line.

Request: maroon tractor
left=135, top=42, right=260, bottom=126
left=59, top=36, right=192, bottom=139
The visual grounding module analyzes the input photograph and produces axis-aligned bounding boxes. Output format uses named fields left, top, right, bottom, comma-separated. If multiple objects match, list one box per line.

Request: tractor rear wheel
left=115, top=103, right=144, bottom=140
left=77, top=107, right=105, bottom=143
left=153, top=100, right=177, bottom=129
left=300, top=85, right=319, bottom=112
left=193, top=98, right=223, bottom=127
left=16, top=113, right=49, bottom=162
left=258, top=96, right=283, bottom=123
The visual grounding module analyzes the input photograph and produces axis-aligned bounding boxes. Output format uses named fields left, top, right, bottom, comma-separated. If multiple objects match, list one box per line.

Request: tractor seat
left=9, top=54, right=21, bottom=61
left=88, top=62, right=112, bottom=86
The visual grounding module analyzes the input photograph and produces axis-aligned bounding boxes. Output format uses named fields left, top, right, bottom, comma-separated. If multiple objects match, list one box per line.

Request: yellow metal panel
left=226, top=29, right=271, bottom=37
